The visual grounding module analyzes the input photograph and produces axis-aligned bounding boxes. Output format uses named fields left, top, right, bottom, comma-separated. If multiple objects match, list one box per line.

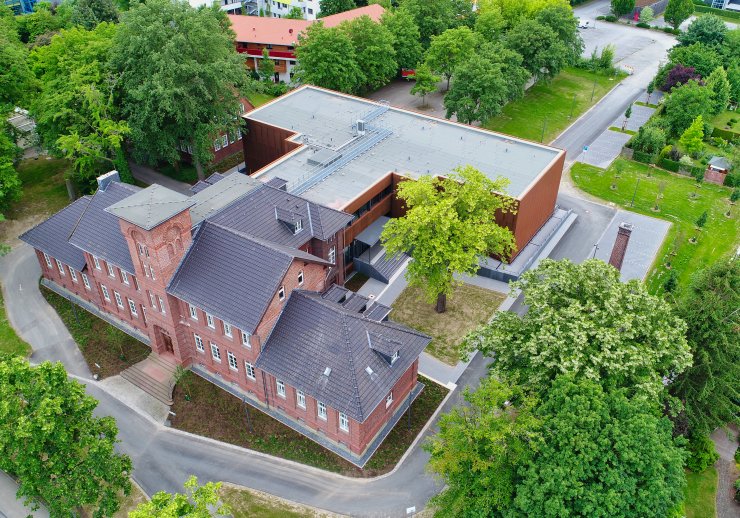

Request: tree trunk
left=446, top=75, right=450, bottom=91
left=194, top=158, right=205, bottom=181
left=435, top=292, right=447, bottom=313
left=65, top=178, right=76, bottom=201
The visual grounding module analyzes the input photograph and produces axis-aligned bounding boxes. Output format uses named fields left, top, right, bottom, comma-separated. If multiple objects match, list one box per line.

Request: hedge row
left=632, top=150, right=657, bottom=164
left=694, top=5, right=740, bottom=19
left=712, top=127, right=740, bottom=142
left=658, top=158, right=703, bottom=176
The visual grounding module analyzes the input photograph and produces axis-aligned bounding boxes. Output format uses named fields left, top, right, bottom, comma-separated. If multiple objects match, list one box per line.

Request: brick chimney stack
left=608, top=222, right=634, bottom=272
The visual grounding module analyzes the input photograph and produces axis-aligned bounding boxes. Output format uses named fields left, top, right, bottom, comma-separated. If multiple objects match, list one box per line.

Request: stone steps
left=120, top=354, right=177, bottom=405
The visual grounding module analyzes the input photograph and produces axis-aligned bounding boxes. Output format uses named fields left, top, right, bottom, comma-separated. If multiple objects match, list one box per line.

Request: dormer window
left=391, top=350, right=399, bottom=364
left=294, top=218, right=302, bottom=234
left=297, top=270, right=304, bottom=286
left=278, top=286, right=286, bottom=301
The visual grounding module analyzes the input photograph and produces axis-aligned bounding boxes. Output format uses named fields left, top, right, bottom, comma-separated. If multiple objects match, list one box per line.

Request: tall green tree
left=705, top=66, right=731, bottom=114
left=477, top=0, right=570, bottom=31
left=381, top=165, right=516, bottom=312
left=535, top=3, right=584, bottom=63
left=409, top=64, right=439, bottom=107
left=398, top=0, right=454, bottom=47
left=678, top=14, right=728, bottom=47
left=70, top=0, right=119, bottom=29
left=468, top=259, right=691, bottom=398
left=0, top=123, right=22, bottom=211
left=294, top=22, right=362, bottom=93
left=669, top=42, right=722, bottom=77
left=130, top=476, right=230, bottom=517
left=679, top=115, right=704, bottom=157
left=663, top=79, right=713, bottom=136
left=664, top=0, right=694, bottom=30
left=258, top=47, right=275, bottom=82
left=340, top=15, right=397, bottom=91
left=426, top=378, right=542, bottom=516
left=505, top=19, right=570, bottom=81
left=111, top=0, right=250, bottom=180
left=513, top=376, right=687, bottom=518
left=381, top=8, right=422, bottom=70
left=425, top=26, right=480, bottom=90
left=610, top=0, right=635, bottom=16
left=474, top=5, right=505, bottom=42
left=728, top=62, right=740, bottom=105
left=0, top=14, right=36, bottom=109
left=670, top=258, right=740, bottom=435
left=15, top=2, right=70, bottom=45
left=29, top=23, right=119, bottom=157
left=318, top=0, right=355, bottom=16
left=285, top=6, right=304, bottom=19
left=0, top=357, right=131, bottom=517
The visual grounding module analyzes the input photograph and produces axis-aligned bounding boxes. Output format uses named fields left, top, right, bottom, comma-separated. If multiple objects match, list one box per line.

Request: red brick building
left=21, top=169, right=429, bottom=466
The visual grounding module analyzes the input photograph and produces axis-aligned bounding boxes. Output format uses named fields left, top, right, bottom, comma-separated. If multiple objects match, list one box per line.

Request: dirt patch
left=220, top=483, right=342, bottom=518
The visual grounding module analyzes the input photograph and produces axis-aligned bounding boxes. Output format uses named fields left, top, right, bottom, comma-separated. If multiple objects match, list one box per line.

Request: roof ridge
left=19, top=196, right=90, bottom=242
left=339, top=311, right=364, bottom=421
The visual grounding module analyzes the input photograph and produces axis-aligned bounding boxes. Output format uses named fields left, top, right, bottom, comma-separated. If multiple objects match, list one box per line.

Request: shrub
left=632, top=125, right=667, bottom=155
left=726, top=173, right=740, bottom=188
left=664, top=270, right=678, bottom=292
left=659, top=157, right=681, bottom=172
left=605, top=14, right=618, bottom=22
left=712, top=127, right=740, bottom=142
left=596, top=15, right=606, bottom=20
left=686, top=434, right=719, bottom=472
left=668, top=146, right=682, bottom=161
left=633, top=150, right=656, bottom=164
left=636, top=22, right=650, bottom=28
left=659, top=144, right=673, bottom=158
left=680, top=155, right=694, bottom=167
left=640, top=6, right=654, bottom=22
left=735, top=478, right=740, bottom=503
left=663, top=27, right=680, bottom=34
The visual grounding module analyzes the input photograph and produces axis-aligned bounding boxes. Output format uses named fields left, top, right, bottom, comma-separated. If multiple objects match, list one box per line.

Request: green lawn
left=220, top=486, right=318, bottom=518
left=246, top=91, right=277, bottom=108
left=711, top=110, right=740, bottom=137
left=571, top=159, right=739, bottom=294
left=683, top=467, right=718, bottom=518
left=484, top=67, right=624, bottom=143
left=391, top=283, right=505, bottom=365
left=0, top=289, right=31, bottom=357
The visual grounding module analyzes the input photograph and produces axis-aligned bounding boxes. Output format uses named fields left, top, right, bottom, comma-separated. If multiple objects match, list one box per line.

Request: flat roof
left=246, top=86, right=562, bottom=209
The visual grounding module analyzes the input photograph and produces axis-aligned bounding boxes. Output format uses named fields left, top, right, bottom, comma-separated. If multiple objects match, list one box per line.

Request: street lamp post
left=630, top=177, right=641, bottom=207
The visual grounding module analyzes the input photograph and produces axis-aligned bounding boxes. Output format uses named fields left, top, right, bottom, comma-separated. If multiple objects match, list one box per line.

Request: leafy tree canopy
left=474, top=5, right=505, bottom=41
left=15, top=1, right=70, bottom=45
left=0, top=357, right=131, bottom=517
left=669, top=42, right=723, bottom=77
left=381, top=8, right=422, bottom=69
left=728, top=63, right=740, bottom=104
left=284, top=6, right=304, bottom=18
left=111, top=0, right=250, bottom=179
left=318, top=0, right=355, bottom=17
left=258, top=47, right=275, bottom=82
left=678, top=14, right=728, bottom=47
left=409, top=63, right=439, bottom=106
left=705, top=65, right=731, bottom=114
left=611, top=0, right=635, bottom=16
left=294, top=22, right=362, bottom=93
left=425, top=26, right=481, bottom=90
left=670, top=258, right=740, bottom=435
left=477, top=0, right=570, bottom=31
left=426, top=377, right=541, bottom=517
left=0, top=123, right=22, bottom=210
left=381, top=165, right=516, bottom=312
left=468, top=259, right=691, bottom=399
left=505, top=18, right=570, bottom=82
left=535, top=3, right=584, bottom=63
left=663, top=79, right=713, bottom=136
left=662, top=64, right=701, bottom=91
left=664, top=0, right=694, bottom=30
left=70, top=0, right=119, bottom=30
left=130, top=476, right=230, bottom=517
left=398, top=0, right=455, bottom=47
left=514, top=376, right=687, bottom=518
left=679, top=115, right=704, bottom=156
left=0, top=17, right=36, bottom=109
left=339, top=15, right=397, bottom=91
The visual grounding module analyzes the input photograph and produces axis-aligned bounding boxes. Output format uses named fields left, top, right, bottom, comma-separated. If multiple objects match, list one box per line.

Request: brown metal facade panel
left=243, top=119, right=301, bottom=174
left=511, top=151, right=565, bottom=257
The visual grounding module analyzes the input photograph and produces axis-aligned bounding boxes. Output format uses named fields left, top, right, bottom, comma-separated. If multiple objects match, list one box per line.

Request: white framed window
left=297, top=390, right=306, bottom=409
left=128, top=298, right=138, bottom=317
left=294, top=218, right=302, bottom=234
left=137, top=242, right=149, bottom=257
left=188, top=304, right=198, bottom=320
left=328, top=246, right=336, bottom=264
left=121, top=270, right=129, bottom=285
left=221, top=135, right=228, bottom=148
left=317, top=401, right=327, bottom=420
left=297, top=270, right=304, bottom=286
left=93, top=255, right=101, bottom=270
left=245, top=361, right=256, bottom=380
left=150, top=267, right=156, bottom=281
left=229, top=131, right=235, bottom=145
left=101, top=285, right=110, bottom=301
left=276, top=379, right=286, bottom=398
left=241, top=330, right=251, bottom=348
left=56, top=259, right=65, bottom=276
left=227, top=351, right=238, bottom=370
left=239, top=103, right=245, bottom=113
left=158, top=296, right=166, bottom=315
left=43, top=252, right=52, bottom=268
left=82, top=273, right=91, bottom=290
left=194, top=334, right=204, bottom=352
left=278, top=286, right=285, bottom=301
left=143, top=264, right=150, bottom=278
left=133, top=277, right=140, bottom=291
left=386, top=391, right=393, bottom=408
left=210, top=342, right=221, bottom=361
left=206, top=313, right=215, bottom=329
left=107, top=262, right=116, bottom=278
left=223, top=322, right=232, bottom=337
left=114, top=291, right=123, bottom=308
left=69, top=268, right=78, bottom=282
left=214, top=138, right=221, bottom=151
left=236, top=127, right=242, bottom=140
left=339, top=412, right=349, bottom=432
left=391, top=350, right=399, bottom=364
left=149, top=292, right=157, bottom=309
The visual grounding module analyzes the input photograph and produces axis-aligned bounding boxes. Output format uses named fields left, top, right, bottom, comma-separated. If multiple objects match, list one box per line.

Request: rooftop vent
left=324, top=367, right=332, bottom=377
left=357, top=119, right=366, bottom=136
left=365, top=366, right=373, bottom=376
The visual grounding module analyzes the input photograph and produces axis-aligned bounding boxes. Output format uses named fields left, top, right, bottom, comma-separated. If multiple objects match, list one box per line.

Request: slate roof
left=189, top=172, right=263, bottom=225
left=208, top=184, right=353, bottom=247
left=256, top=290, right=430, bottom=422
left=68, top=182, right=141, bottom=273
left=190, top=172, right=227, bottom=194
left=708, top=156, right=731, bottom=170
left=167, top=221, right=328, bottom=334
left=105, top=184, right=194, bottom=231
left=19, top=196, right=91, bottom=271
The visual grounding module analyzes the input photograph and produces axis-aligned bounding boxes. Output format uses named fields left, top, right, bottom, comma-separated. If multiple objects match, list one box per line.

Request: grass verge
left=344, top=272, right=369, bottom=292
left=570, top=159, right=739, bottom=294
left=608, top=126, right=637, bottom=135
left=169, top=372, right=448, bottom=477
left=683, top=467, right=718, bottom=518
left=484, top=67, right=624, bottom=143
left=391, top=283, right=505, bottom=365
left=41, top=286, right=151, bottom=378
left=0, top=289, right=31, bottom=356
left=220, top=484, right=338, bottom=518
left=246, top=92, right=277, bottom=108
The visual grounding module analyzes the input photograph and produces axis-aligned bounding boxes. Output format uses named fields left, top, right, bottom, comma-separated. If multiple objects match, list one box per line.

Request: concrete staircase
left=120, top=353, right=178, bottom=405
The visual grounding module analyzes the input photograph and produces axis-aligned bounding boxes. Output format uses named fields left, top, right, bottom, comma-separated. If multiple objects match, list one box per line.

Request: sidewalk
left=0, top=471, right=49, bottom=518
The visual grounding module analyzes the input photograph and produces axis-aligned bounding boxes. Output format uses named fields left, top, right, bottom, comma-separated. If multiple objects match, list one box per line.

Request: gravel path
left=711, top=424, right=739, bottom=518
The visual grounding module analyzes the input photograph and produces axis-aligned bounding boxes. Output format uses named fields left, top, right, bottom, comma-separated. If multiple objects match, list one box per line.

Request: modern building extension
left=21, top=169, right=430, bottom=466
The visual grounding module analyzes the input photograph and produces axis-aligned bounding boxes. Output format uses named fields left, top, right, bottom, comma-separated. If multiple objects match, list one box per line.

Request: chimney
left=608, top=222, right=633, bottom=272
left=97, top=170, right=120, bottom=192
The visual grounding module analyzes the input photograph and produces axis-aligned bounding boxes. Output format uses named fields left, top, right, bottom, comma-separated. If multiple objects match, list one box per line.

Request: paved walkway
left=0, top=471, right=49, bottom=518
left=711, top=424, right=739, bottom=518
left=128, top=161, right=192, bottom=195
